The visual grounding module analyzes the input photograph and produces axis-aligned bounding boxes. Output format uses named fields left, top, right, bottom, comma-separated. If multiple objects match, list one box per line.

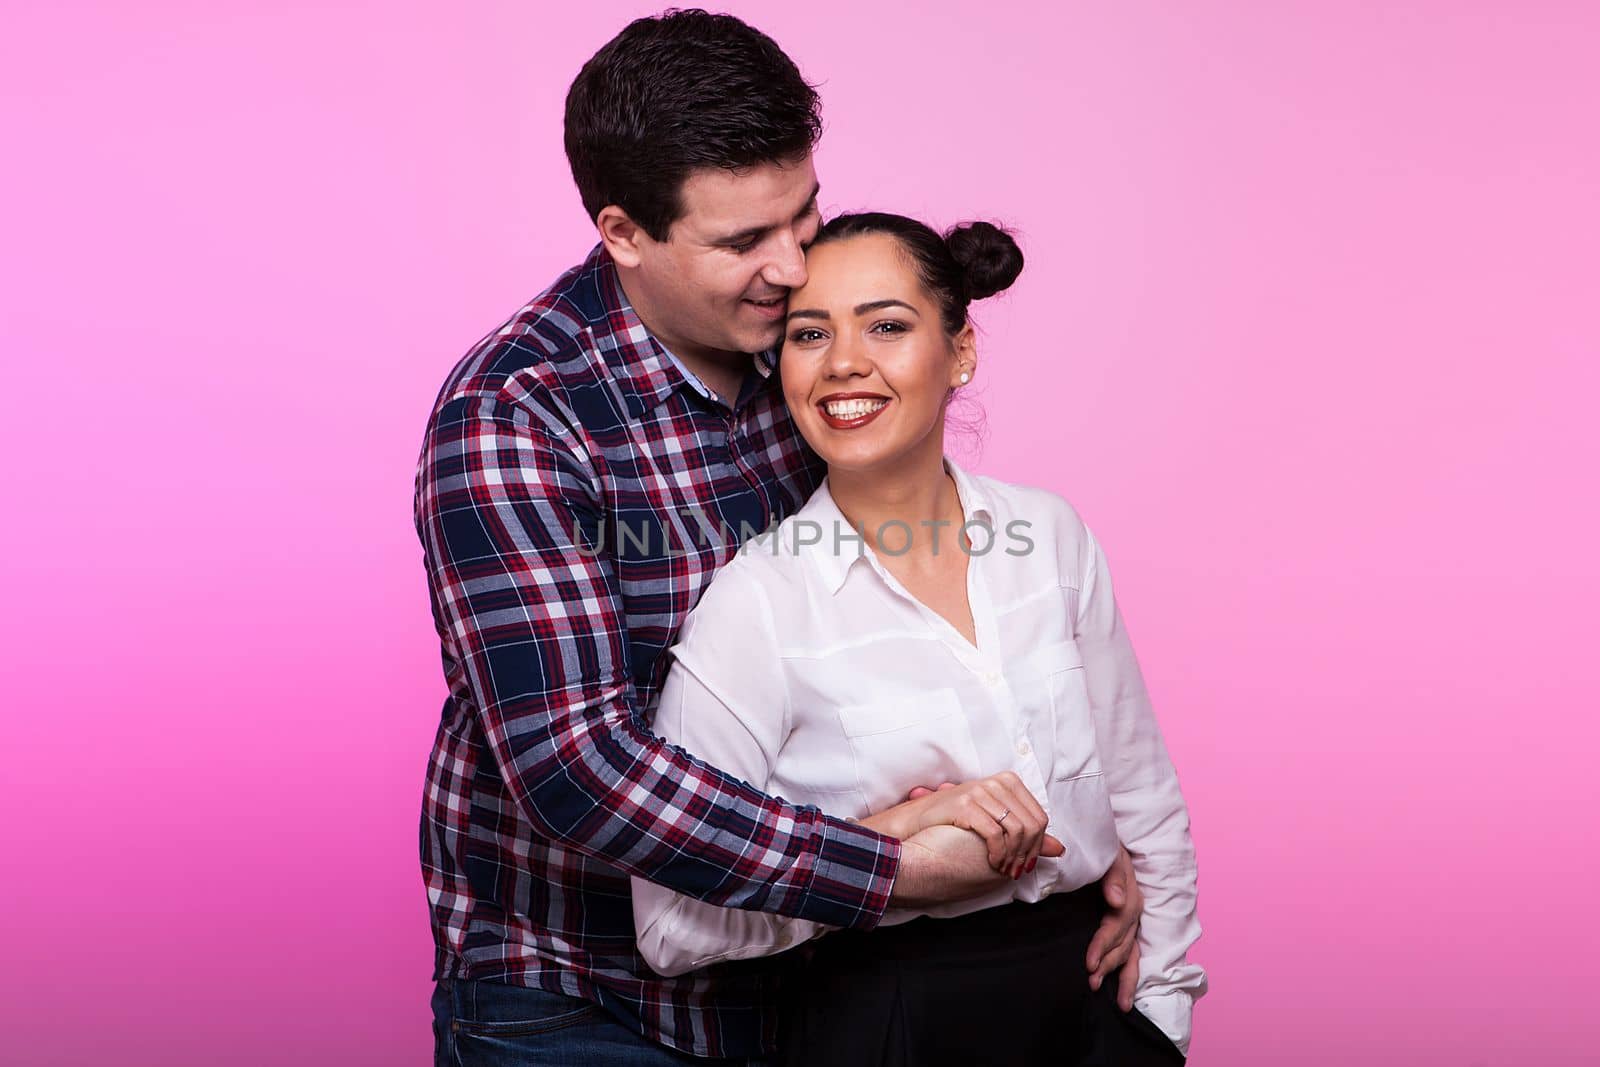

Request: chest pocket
left=1042, top=640, right=1104, bottom=782
left=835, top=688, right=983, bottom=815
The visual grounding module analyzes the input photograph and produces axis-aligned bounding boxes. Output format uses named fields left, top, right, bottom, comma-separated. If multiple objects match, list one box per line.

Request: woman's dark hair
left=810, top=213, right=1024, bottom=334
left=564, top=10, right=822, bottom=241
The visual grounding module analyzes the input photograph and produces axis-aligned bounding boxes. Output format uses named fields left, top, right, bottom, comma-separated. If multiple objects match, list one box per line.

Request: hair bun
left=945, top=221, right=1024, bottom=301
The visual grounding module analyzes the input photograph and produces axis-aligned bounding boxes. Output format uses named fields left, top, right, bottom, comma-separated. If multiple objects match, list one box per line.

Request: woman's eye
left=870, top=320, right=908, bottom=335
left=789, top=328, right=826, bottom=344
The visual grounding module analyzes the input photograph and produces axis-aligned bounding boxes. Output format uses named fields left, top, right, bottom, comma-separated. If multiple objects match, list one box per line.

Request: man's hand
left=1086, top=845, right=1143, bottom=1011
left=860, top=774, right=1063, bottom=878
left=886, top=824, right=1012, bottom=907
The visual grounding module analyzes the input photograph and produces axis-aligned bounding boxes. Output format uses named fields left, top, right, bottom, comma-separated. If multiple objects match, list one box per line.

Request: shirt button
left=982, top=671, right=1002, bottom=686
left=1016, top=740, right=1032, bottom=756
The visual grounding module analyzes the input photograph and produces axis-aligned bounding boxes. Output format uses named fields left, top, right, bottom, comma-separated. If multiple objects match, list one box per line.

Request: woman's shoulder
left=678, top=520, right=811, bottom=640
left=961, top=469, right=1106, bottom=595
left=967, top=470, right=1093, bottom=543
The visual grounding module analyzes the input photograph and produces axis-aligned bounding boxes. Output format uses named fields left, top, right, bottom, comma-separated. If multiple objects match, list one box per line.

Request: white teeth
left=823, top=399, right=888, bottom=419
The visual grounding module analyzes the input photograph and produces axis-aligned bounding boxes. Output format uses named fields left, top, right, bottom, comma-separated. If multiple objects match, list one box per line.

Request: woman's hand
left=1086, top=846, right=1145, bottom=1011
left=860, top=773, right=1064, bottom=878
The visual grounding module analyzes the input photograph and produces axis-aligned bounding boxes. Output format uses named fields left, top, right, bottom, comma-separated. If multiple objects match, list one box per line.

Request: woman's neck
left=826, top=448, right=964, bottom=562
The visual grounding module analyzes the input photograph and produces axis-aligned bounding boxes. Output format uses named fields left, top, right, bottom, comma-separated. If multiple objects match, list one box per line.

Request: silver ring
left=997, top=808, right=1011, bottom=823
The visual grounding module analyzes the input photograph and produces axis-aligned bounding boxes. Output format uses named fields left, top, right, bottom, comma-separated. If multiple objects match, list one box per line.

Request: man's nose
left=761, top=229, right=808, bottom=290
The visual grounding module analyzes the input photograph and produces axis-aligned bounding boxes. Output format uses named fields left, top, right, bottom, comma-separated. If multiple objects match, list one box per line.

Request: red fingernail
left=1026, top=859, right=1037, bottom=873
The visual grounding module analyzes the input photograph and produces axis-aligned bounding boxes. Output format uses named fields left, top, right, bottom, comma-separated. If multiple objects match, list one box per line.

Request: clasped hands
left=859, top=772, right=1145, bottom=1011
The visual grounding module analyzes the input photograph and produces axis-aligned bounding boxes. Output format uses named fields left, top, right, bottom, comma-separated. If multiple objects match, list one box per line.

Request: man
left=416, top=11, right=1144, bottom=1064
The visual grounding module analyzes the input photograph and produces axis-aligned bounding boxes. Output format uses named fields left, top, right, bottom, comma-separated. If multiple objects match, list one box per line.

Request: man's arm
left=417, top=390, right=897, bottom=929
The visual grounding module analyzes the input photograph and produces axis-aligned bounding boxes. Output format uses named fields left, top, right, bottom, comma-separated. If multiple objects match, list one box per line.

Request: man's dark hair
left=564, top=9, right=822, bottom=242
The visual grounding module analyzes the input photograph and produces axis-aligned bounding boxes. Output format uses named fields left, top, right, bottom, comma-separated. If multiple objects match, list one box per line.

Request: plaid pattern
left=415, top=246, right=901, bottom=1058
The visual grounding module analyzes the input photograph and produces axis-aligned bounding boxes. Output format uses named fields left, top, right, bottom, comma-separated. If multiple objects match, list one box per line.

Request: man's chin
left=747, top=323, right=785, bottom=354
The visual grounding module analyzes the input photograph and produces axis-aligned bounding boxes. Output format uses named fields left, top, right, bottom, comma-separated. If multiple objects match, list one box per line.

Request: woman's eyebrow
left=787, top=299, right=920, bottom=322
left=853, top=299, right=919, bottom=316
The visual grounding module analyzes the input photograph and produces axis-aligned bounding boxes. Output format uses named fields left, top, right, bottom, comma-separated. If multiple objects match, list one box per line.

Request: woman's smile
left=817, top=392, right=891, bottom=429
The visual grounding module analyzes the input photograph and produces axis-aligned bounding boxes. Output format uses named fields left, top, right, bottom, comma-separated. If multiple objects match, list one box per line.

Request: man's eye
left=729, top=238, right=759, bottom=254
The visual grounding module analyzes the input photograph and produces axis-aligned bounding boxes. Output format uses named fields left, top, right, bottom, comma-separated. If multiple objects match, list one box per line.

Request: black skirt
left=778, top=884, right=1186, bottom=1067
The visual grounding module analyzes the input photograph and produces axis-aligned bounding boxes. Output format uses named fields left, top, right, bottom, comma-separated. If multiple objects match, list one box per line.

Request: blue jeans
left=432, top=978, right=770, bottom=1067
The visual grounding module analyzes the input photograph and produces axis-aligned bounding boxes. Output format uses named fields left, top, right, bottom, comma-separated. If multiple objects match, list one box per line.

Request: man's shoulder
left=427, top=250, right=619, bottom=427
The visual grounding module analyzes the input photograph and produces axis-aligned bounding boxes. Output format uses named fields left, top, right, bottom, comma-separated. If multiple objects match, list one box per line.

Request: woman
left=631, top=213, right=1205, bottom=1065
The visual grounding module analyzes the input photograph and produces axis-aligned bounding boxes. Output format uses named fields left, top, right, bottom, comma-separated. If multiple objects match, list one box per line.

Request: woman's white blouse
left=631, top=459, right=1206, bottom=1053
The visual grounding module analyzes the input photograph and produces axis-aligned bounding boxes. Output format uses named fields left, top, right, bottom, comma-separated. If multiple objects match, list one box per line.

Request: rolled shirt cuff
left=1133, top=989, right=1193, bottom=1056
left=801, top=812, right=902, bottom=930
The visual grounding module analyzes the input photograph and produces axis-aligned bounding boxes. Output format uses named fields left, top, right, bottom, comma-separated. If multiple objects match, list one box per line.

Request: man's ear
left=597, top=206, right=647, bottom=268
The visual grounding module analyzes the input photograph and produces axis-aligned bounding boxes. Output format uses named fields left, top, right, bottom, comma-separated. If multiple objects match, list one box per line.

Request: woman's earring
left=959, top=371, right=971, bottom=384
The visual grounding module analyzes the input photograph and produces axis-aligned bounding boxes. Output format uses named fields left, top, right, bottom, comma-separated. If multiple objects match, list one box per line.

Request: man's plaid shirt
left=415, top=246, right=901, bottom=1057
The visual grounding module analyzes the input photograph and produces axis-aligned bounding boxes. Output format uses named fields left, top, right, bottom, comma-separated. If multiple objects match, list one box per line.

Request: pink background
left=3, top=3, right=1597, bottom=1064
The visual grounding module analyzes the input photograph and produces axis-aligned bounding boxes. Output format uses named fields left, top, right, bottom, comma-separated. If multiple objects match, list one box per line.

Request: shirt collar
left=585, top=246, right=778, bottom=420
left=797, top=457, right=996, bottom=596
left=657, top=343, right=779, bottom=407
